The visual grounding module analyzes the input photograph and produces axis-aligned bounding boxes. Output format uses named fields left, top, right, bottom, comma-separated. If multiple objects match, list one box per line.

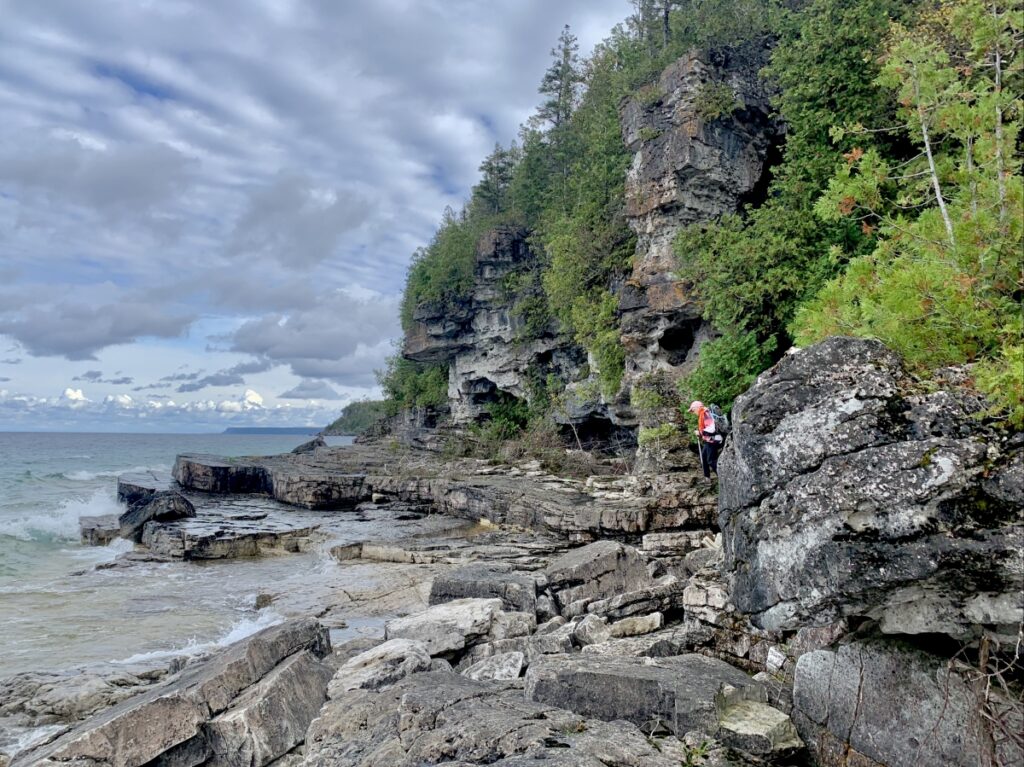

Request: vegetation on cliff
left=389, top=0, right=1023, bottom=432
left=324, top=400, right=389, bottom=436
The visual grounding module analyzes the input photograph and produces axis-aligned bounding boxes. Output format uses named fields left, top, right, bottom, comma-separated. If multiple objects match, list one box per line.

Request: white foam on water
left=111, top=610, right=285, bottom=666
left=0, top=489, right=122, bottom=542
left=63, top=464, right=170, bottom=482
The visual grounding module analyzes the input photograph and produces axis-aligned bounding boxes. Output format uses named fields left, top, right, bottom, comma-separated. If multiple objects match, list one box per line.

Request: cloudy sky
left=0, top=0, right=631, bottom=432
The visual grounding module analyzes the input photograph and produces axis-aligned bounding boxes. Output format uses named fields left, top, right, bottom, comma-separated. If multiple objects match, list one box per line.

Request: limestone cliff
left=401, top=46, right=780, bottom=435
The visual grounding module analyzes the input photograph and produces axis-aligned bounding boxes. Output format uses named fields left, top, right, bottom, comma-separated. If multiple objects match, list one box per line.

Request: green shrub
left=678, top=331, right=776, bottom=415
left=638, top=423, right=679, bottom=446
left=377, top=355, right=449, bottom=416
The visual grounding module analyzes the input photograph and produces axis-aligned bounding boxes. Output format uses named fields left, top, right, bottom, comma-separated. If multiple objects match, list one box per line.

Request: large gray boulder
left=525, top=653, right=801, bottom=756
left=13, top=619, right=331, bottom=767
left=544, top=540, right=652, bottom=615
left=792, top=637, right=1023, bottom=767
left=118, top=491, right=196, bottom=543
left=327, top=639, right=431, bottom=695
left=719, top=337, right=1023, bottom=638
left=384, top=598, right=505, bottom=657
left=429, top=563, right=538, bottom=614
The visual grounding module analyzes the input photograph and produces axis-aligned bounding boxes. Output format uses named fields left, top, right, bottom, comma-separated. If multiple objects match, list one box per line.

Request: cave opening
left=658, top=323, right=697, bottom=366
left=562, top=415, right=637, bottom=453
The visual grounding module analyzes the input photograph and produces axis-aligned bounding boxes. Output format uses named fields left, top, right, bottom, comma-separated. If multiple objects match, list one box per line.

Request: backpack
left=708, top=404, right=730, bottom=438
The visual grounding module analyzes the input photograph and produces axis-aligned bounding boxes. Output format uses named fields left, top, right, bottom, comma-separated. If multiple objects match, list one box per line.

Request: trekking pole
left=697, top=433, right=706, bottom=476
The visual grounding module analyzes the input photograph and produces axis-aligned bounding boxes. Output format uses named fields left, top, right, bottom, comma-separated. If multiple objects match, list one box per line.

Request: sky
left=0, top=0, right=632, bottom=432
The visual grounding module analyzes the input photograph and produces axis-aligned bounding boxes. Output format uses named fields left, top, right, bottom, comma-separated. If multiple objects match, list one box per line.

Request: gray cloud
left=227, top=291, right=399, bottom=387
left=279, top=380, right=342, bottom=400
left=0, top=295, right=194, bottom=360
left=177, top=373, right=244, bottom=393
left=1, top=359, right=21, bottom=365
left=0, top=377, right=10, bottom=383
left=73, top=370, right=134, bottom=385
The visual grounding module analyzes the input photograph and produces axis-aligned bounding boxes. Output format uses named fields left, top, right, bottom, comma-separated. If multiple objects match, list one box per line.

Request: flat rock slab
left=173, top=445, right=717, bottom=536
left=304, top=670, right=686, bottom=766
left=525, top=653, right=767, bottom=738
left=117, top=470, right=175, bottom=506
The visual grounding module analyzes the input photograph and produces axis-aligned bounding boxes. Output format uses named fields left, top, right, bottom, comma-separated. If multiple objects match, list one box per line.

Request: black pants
left=699, top=440, right=720, bottom=478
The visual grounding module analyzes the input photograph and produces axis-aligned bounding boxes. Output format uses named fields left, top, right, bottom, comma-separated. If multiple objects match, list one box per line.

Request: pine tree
left=536, top=25, right=583, bottom=130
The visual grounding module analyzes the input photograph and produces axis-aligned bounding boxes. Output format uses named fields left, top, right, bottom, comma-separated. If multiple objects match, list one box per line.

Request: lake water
left=0, top=432, right=358, bottom=676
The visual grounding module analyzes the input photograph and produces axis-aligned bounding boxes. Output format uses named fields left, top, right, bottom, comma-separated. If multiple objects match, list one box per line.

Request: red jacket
left=697, top=407, right=719, bottom=443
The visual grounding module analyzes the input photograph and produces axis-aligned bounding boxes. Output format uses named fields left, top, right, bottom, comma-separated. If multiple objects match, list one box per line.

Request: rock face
left=384, top=598, right=507, bottom=657
left=14, top=619, right=332, bottom=767
left=403, top=226, right=587, bottom=426
left=719, top=336, right=1024, bottom=638
left=792, top=637, right=1022, bottom=767
left=118, top=490, right=196, bottom=542
left=327, top=639, right=432, bottom=695
left=616, top=44, right=780, bottom=406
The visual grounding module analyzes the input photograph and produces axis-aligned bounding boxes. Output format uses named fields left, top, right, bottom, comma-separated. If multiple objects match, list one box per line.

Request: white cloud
left=62, top=387, right=88, bottom=402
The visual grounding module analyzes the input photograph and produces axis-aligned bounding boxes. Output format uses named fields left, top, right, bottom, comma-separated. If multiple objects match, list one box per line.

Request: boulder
left=792, top=637, right=1022, bottom=767
left=384, top=598, right=504, bottom=657
left=572, top=615, right=611, bottom=647
left=525, top=653, right=779, bottom=740
left=327, top=639, right=431, bottom=695
left=119, top=491, right=196, bottom=543
left=461, top=652, right=525, bottom=682
left=428, top=563, right=538, bottom=614
left=719, top=337, right=1024, bottom=638
left=290, top=435, right=325, bottom=454
left=544, top=541, right=652, bottom=614
left=609, top=612, right=664, bottom=638
left=13, top=619, right=330, bottom=767
left=205, top=649, right=333, bottom=767
left=79, top=515, right=121, bottom=546
left=304, top=670, right=685, bottom=766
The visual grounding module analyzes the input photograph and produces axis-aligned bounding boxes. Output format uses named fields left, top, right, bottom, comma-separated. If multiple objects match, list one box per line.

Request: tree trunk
left=915, top=76, right=955, bottom=248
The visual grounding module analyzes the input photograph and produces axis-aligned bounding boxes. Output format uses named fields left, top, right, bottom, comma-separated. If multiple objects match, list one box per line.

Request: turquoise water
left=0, top=432, right=354, bottom=676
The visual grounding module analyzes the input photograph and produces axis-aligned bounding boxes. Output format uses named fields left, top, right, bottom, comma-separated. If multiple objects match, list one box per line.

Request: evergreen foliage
left=376, top=356, right=448, bottom=416
left=794, top=0, right=1023, bottom=425
left=324, top=400, right=388, bottom=435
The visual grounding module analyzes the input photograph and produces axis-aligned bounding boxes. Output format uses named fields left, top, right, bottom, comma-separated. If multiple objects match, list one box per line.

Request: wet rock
left=327, top=639, right=431, bottom=695
left=119, top=491, right=196, bottom=542
left=792, top=637, right=1022, bottom=767
left=304, top=670, right=685, bottom=766
left=79, top=514, right=120, bottom=546
left=117, top=470, right=174, bottom=506
left=461, top=652, right=525, bottom=682
left=384, top=598, right=504, bottom=657
left=428, top=563, right=538, bottom=614
left=13, top=619, right=330, bottom=767
left=720, top=336, right=1024, bottom=638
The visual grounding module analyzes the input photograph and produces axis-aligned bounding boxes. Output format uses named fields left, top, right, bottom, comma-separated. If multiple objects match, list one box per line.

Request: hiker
left=689, top=400, right=723, bottom=479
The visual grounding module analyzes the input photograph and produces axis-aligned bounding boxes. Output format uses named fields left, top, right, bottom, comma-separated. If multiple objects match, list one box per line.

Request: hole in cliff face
left=739, top=135, right=785, bottom=211
left=467, top=378, right=500, bottom=407
left=658, top=324, right=696, bottom=366
left=563, top=416, right=637, bottom=452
